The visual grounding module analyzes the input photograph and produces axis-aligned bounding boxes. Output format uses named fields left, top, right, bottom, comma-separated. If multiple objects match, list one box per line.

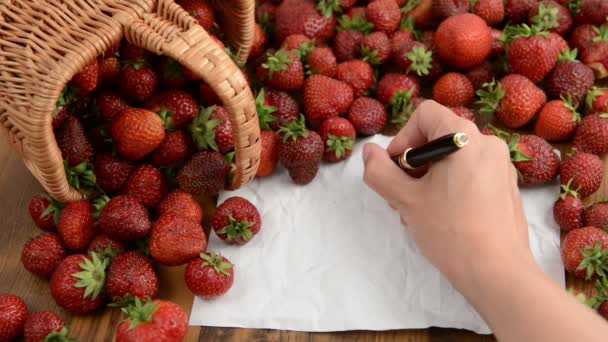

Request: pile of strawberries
left=2, top=0, right=608, bottom=340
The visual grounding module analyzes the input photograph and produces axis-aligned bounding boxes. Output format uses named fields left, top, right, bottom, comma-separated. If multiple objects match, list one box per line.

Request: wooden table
left=0, top=129, right=597, bottom=342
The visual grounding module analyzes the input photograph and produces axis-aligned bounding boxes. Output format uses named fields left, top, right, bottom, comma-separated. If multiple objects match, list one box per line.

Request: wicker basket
left=0, top=0, right=261, bottom=202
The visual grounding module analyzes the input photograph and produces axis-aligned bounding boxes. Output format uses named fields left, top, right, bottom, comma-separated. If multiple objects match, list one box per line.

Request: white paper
left=190, top=135, right=565, bottom=334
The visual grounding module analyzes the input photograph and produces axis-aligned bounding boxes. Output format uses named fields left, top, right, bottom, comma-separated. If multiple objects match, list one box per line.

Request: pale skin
left=362, top=100, right=608, bottom=341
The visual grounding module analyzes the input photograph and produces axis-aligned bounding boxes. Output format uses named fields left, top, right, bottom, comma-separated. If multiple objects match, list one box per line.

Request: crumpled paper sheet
left=190, top=134, right=565, bottom=334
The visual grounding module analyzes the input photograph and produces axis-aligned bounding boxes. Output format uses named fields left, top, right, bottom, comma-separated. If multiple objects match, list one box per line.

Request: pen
left=392, top=133, right=469, bottom=170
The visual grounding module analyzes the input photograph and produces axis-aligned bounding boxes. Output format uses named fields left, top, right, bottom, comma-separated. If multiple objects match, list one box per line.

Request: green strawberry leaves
left=218, top=215, right=255, bottom=242
left=531, top=3, right=562, bottom=32
left=361, top=47, right=382, bottom=65
left=200, top=252, right=234, bottom=276
left=317, top=0, right=346, bottom=18
left=577, top=242, right=608, bottom=280
left=558, top=48, right=579, bottom=63
left=586, top=86, right=605, bottom=109
left=163, top=58, right=184, bottom=81
left=592, top=26, right=608, bottom=43
left=52, top=86, right=77, bottom=118
left=157, top=109, right=176, bottom=131
left=44, top=326, right=78, bottom=342
left=399, top=17, right=422, bottom=41
left=337, top=13, right=374, bottom=34
left=558, top=179, right=581, bottom=201
left=121, top=297, right=158, bottom=330
left=566, top=0, right=582, bottom=15
left=390, top=89, right=416, bottom=129
left=476, top=79, right=506, bottom=115
left=262, top=49, right=291, bottom=78
left=326, top=134, right=354, bottom=159
left=401, top=0, right=421, bottom=14
left=406, top=46, right=433, bottom=76
left=508, top=134, right=534, bottom=163
left=73, top=252, right=108, bottom=301
left=225, top=47, right=245, bottom=69
left=189, top=106, right=221, bottom=152
left=40, top=193, right=65, bottom=226
left=92, top=195, right=110, bottom=219
left=278, top=115, right=309, bottom=142
left=561, top=95, right=581, bottom=123
left=65, top=161, right=96, bottom=194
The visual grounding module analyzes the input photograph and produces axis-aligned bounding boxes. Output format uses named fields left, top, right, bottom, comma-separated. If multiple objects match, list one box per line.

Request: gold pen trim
left=453, top=133, right=469, bottom=148
left=398, top=148, right=414, bottom=170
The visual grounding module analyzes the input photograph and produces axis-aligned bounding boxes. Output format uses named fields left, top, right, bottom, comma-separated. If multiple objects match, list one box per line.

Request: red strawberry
left=120, top=43, right=151, bottom=62
left=435, top=14, right=492, bottom=70
left=390, top=30, right=416, bottom=59
left=505, top=0, right=537, bottom=23
left=534, top=97, right=581, bottom=142
left=52, top=106, right=68, bottom=131
left=115, top=299, right=188, bottom=342
left=212, top=196, right=262, bottom=244
left=23, top=311, right=72, bottom=342
left=0, top=294, right=28, bottom=342
left=257, top=130, right=280, bottom=177
left=509, top=134, right=560, bottom=186
left=275, top=0, right=336, bottom=43
left=347, top=97, right=387, bottom=136
left=21, top=233, right=66, bottom=278
left=190, top=106, right=234, bottom=154
left=150, top=214, right=207, bottom=266
left=70, top=60, right=99, bottom=96
left=150, top=130, right=194, bottom=166
left=29, top=194, right=63, bottom=232
left=56, top=116, right=94, bottom=168
left=123, top=164, right=168, bottom=208
left=307, top=47, right=338, bottom=77
left=489, top=28, right=506, bottom=59
left=376, top=73, right=420, bottom=105
left=199, top=82, right=221, bottom=106
left=158, top=190, right=203, bottom=224
left=506, top=26, right=561, bottom=83
left=50, top=253, right=107, bottom=314
left=58, top=201, right=97, bottom=252
left=360, top=32, right=391, bottom=65
left=581, top=0, right=608, bottom=25
left=581, top=35, right=608, bottom=80
left=177, top=151, right=229, bottom=195
left=560, top=152, right=604, bottom=198
left=118, top=62, right=159, bottom=102
left=111, top=108, right=166, bottom=161
left=249, top=23, right=269, bottom=61
left=465, top=62, right=496, bottom=90
left=570, top=25, right=599, bottom=54
left=146, top=90, right=198, bottom=130
left=157, top=57, right=189, bottom=90
left=107, top=251, right=158, bottom=301
left=365, top=0, right=400, bottom=35
left=573, top=113, right=608, bottom=155
left=586, top=87, right=608, bottom=113
left=450, top=107, right=476, bottom=122
left=529, top=0, right=573, bottom=36
left=476, top=74, right=546, bottom=128
left=96, top=91, right=129, bottom=122
left=554, top=180, right=585, bottom=231
left=87, top=234, right=127, bottom=259
left=94, top=154, right=135, bottom=194
left=177, top=0, right=215, bottom=30
left=333, top=30, right=365, bottom=62
left=432, top=72, right=474, bottom=107
left=472, top=0, right=505, bottom=26
left=335, top=60, right=374, bottom=98
left=257, top=49, right=305, bottom=91
left=585, top=203, right=608, bottom=229
left=432, top=0, right=469, bottom=21
left=319, top=117, right=356, bottom=162
left=99, top=196, right=151, bottom=241
left=561, top=226, right=608, bottom=279
left=303, top=75, right=354, bottom=128
left=98, top=56, right=121, bottom=87
left=545, top=51, right=595, bottom=105
left=264, top=89, right=300, bottom=131
left=402, top=0, right=435, bottom=29
left=185, top=252, right=234, bottom=298
left=281, top=34, right=314, bottom=55
left=277, top=116, right=324, bottom=184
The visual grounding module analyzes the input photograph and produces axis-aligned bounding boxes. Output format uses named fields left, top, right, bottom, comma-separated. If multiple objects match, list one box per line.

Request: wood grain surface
left=0, top=127, right=597, bottom=341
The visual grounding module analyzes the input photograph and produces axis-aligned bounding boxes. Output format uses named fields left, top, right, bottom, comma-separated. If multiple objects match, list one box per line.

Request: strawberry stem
left=200, top=252, right=233, bottom=276
left=508, top=134, right=534, bottom=163
left=558, top=179, right=580, bottom=201
left=592, top=26, right=608, bottom=43
left=558, top=48, right=578, bottom=63
left=40, top=193, right=65, bottom=226
left=361, top=47, right=382, bottom=65
left=72, top=252, right=108, bottom=301
left=561, top=95, right=581, bottom=123
left=531, top=2, right=562, bottom=32
left=475, top=79, right=506, bottom=115
left=262, top=49, right=291, bottom=78
left=65, top=161, right=96, bottom=194
left=45, top=326, right=78, bottom=342
left=406, top=46, right=433, bottom=76
left=278, top=115, right=309, bottom=142
left=577, top=242, right=608, bottom=280
left=337, top=14, right=374, bottom=34
left=390, top=89, right=416, bottom=128
left=218, top=215, right=255, bottom=242
left=586, top=86, right=605, bottom=109
left=326, top=134, right=354, bottom=159
left=92, top=195, right=110, bottom=219
left=255, top=89, right=278, bottom=131
left=401, top=0, right=421, bottom=14
left=317, top=0, right=346, bottom=18
left=121, top=297, right=158, bottom=330
left=189, top=106, right=221, bottom=152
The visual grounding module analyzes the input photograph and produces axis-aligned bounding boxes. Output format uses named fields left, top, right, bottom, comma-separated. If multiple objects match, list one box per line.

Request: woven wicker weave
left=0, top=0, right=260, bottom=202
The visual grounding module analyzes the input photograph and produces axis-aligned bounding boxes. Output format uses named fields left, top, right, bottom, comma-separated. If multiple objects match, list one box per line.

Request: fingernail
left=362, top=144, right=371, bottom=162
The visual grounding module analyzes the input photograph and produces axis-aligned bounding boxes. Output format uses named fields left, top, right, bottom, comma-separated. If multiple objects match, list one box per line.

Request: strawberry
left=360, top=31, right=391, bottom=65
left=545, top=50, right=595, bottom=105
left=23, top=311, right=73, bottom=342
left=257, top=49, right=305, bottom=92
left=21, top=233, right=66, bottom=278
left=434, top=14, right=492, bottom=70
left=570, top=25, right=599, bottom=55
left=52, top=105, right=69, bottom=130
left=392, top=41, right=434, bottom=78
left=70, top=59, right=99, bottom=96
left=505, top=25, right=561, bottom=83
left=534, top=97, right=581, bottom=142
left=115, top=299, right=188, bottom=342
left=581, top=0, right=608, bottom=25
left=158, top=190, right=203, bottom=224
left=303, top=75, right=354, bottom=128
left=99, top=196, right=151, bottom=241
left=123, top=164, right=168, bottom=208
left=250, top=23, right=269, bottom=60
left=0, top=294, right=28, bottom=342
left=529, top=0, right=573, bottom=36
left=573, top=113, right=608, bottom=155
left=96, top=90, right=130, bottom=122
left=275, top=0, right=336, bottom=43
left=118, top=62, right=158, bottom=102
left=258, top=1, right=277, bottom=31
left=107, top=251, right=158, bottom=301
left=472, top=0, right=505, bottom=26
left=333, top=30, right=365, bottom=62
left=263, top=89, right=300, bottom=131
left=307, top=47, right=338, bottom=77
left=157, top=57, right=190, bottom=89
left=176, top=0, right=215, bottom=30
left=58, top=201, right=97, bottom=252
left=111, top=108, right=166, bottom=161
left=56, top=116, right=94, bottom=168
left=87, top=234, right=127, bottom=260
left=585, top=203, right=608, bottom=229
left=150, top=214, right=207, bottom=266
left=450, top=107, right=476, bottom=122
left=212, top=196, right=262, bottom=244
left=278, top=116, right=324, bottom=184
left=365, top=0, right=400, bottom=35
left=476, top=74, right=546, bottom=128
left=466, top=62, right=496, bottom=90
left=586, top=86, right=608, bottom=113
left=146, top=90, right=198, bottom=130
left=257, top=130, right=280, bottom=177
left=199, top=82, right=221, bottom=106
left=98, top=57, right=121, bottom=87
left=177, top=151, right=229, bottom=195
left=29, top=194, right=63, bottom=232
left=489, top=28, right=506, bottom=59
left=281, top=34, right=314, bottom=57
left=94, top=154, right=135, bottom=194
left=50, top=253, right=107, bottom=314
left=335, top=60, right=374, bottom=98
left=376, top=73, right=420, bottom=105
left=347, top=97, right=388, bottom=136
left=120, top=43, right=151, bottom=62
left=431, top=0, right=469, bottom=21
left=185, top=252, right=234, bottom=298
left=432, top=72, right=474, bottom=107
left=581, top=31, right=608, bottom=78
left=189, top=106, right=234, bottom=154
left=150, top=130, right=194, bottom=166
left=554, top=180, right=585, bottom=231
left=509, top=134, right=560, bottom=186
left=561, top=226, right=608, bottom=279
left=560, top=151, right=604, bottom=198
left=505, top=0, right=537, bottom=24
left=319, top=117, right=356, bottom=162
left=317, top=0, right=357, bottom=16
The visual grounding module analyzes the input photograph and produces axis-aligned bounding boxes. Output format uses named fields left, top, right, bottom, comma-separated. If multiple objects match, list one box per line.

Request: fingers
left=387, top=100, right=479, bottom=157
left=363, top=143, right=420, bottom=209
